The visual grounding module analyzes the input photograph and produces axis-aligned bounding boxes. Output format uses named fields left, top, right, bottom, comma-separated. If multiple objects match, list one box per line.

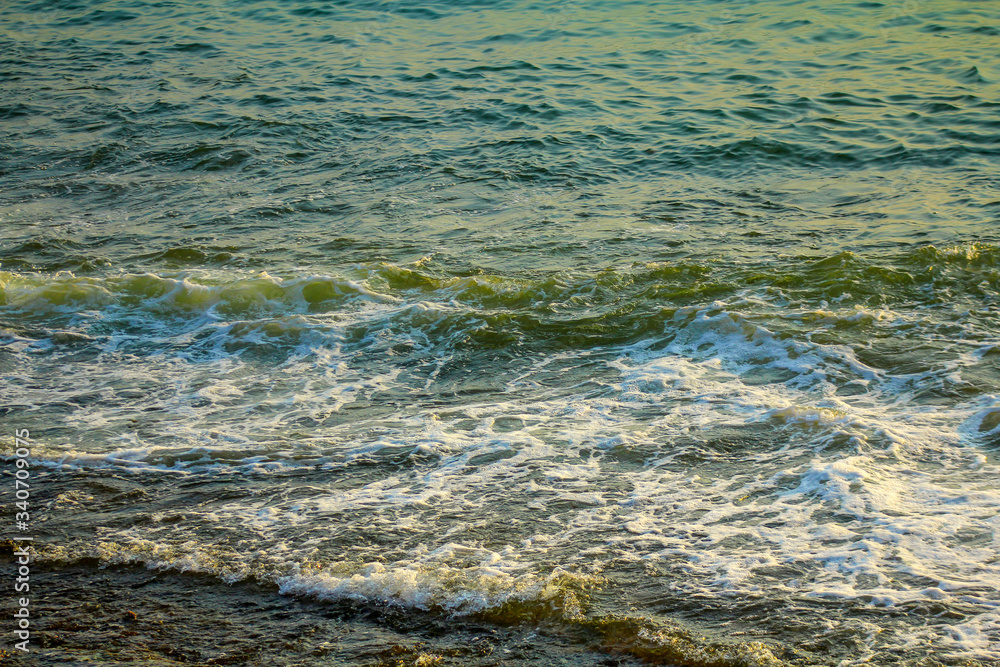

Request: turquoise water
left=2, top=1, right=1000, bottom=664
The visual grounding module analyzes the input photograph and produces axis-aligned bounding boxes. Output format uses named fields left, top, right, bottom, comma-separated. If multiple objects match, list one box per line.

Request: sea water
left=1, top=0, right=999, bottom=664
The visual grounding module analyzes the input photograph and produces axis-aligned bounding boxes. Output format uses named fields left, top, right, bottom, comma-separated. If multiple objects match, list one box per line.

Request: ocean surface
left=2, top=0, right=999, bottom=664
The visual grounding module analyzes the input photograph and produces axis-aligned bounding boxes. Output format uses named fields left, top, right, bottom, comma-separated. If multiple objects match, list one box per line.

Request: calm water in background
left=2, top=0, right=1000, bottom=664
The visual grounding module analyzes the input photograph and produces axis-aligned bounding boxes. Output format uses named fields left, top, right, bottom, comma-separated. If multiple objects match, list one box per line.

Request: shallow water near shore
left=2, top=0, right=1000, bottom=664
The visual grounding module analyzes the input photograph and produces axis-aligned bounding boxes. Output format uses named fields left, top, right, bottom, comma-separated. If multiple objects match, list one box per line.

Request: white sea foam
left=12, top=292, right=1000, bottom=661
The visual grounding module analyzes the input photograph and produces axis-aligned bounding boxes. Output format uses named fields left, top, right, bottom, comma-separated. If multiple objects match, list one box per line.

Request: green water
left=1, top=0, right=999, bottom=664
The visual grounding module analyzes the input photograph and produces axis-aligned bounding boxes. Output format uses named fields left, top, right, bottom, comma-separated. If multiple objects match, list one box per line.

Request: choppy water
left=2, top=0, right=1000, bottom=664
